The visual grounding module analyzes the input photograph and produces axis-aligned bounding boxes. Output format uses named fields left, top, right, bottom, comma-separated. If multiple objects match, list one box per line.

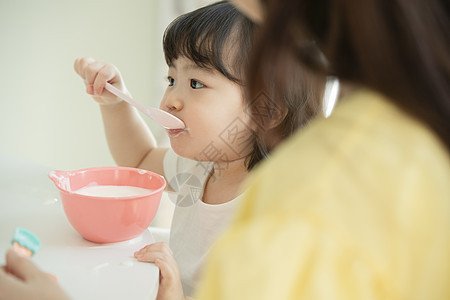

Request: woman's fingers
left=4, top=249, right=42, bottom=281
left=0, top=270, right=28, bottom=300
left=0, top=250, right=71, bottom=300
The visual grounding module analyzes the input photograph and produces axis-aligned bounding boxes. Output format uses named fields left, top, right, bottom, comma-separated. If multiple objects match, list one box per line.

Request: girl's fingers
left=154, top=257, right=185, bottom=300
left=86, top=85, right=94, bottom=95
left=73, top=57, right=95, bottom=77
left=134, top=247, right=170, bottom=262
left=74, top=57, right=125, bottom=104
left=134, top=251, right=162, bottom=263
left=92, top=64, right=119, bottom=95
left=135, top=242, right=172, bottom=254
left=154, top=257, right=177, bottom=281
left=84, top=61, right=105, bottom=87
left=134, top=242, right=173, bottom=257
left=73, top=58, right=80, bottom=75
left=133, top=244, right=183, bottom=299
left=134, top=242, right=174, bottom=263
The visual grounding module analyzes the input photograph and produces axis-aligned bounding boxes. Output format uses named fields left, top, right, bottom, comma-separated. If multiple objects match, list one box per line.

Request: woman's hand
left=73, top=57, right=128, bottom=105
left=0, top=249, right=70, bottom=300
left=135, top=242, right=188, bottom=300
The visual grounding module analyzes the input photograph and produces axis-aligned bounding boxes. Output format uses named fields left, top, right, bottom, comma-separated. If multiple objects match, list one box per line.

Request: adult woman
left=195, top=0, right=450, bottom=299
left=1, top=0, right=449, bottom=299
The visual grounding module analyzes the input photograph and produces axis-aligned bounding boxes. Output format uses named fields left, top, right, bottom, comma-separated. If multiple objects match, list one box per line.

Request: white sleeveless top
left=163, top=149, right=242, bottom=296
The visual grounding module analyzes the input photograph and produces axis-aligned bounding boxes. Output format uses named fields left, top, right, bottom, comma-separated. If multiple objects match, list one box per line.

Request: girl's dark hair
left=163, top=1, right=253, bottom=84
left=251, top=0, right=450, bottom=150
left=164, top=1, right=323, bottom=170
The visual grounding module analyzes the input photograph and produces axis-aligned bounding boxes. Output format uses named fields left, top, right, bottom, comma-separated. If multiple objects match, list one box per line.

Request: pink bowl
left=48, top=167, right=166, bottom=243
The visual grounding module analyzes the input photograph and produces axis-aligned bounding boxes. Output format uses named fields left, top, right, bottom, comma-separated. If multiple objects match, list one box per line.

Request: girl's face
left=160, top=57, right=253, bottom=163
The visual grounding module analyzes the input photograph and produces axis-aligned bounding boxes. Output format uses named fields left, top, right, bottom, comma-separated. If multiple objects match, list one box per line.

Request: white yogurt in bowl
left=49, top=166, right=166, bottom=243
left=74, top=185, right=152, bottom=197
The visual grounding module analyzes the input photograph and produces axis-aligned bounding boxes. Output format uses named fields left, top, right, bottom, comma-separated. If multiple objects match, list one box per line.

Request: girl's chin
left=170, top=144, right=195, bottom=160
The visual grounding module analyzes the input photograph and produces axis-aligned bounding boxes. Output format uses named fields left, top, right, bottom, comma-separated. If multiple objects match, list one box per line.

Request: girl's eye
left=167, top=76, right=175, bottom=86
left=190, top=79, right=205, bottom=89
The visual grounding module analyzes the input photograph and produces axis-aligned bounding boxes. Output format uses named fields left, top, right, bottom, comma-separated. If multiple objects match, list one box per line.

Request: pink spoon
left=104, top=83, right=185, bottom=130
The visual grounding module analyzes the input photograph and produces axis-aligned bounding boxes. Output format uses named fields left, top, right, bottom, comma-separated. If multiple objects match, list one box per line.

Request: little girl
left=74, top=1, right=321, bottom=298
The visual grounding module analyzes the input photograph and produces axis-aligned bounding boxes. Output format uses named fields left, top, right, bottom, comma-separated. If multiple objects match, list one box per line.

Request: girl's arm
left=74, top=57, right=167, bottom=177
left=98, top=101, right=167, bottom=176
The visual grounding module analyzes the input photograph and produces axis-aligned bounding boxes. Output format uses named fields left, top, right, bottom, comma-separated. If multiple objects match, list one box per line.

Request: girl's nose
left=161, top=91, right=183, bottom=112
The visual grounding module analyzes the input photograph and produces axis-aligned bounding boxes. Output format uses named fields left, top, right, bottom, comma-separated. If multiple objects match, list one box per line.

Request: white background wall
left=0, top=0, right=212, bottom=171
left=0, top=0, right=214, bottom=228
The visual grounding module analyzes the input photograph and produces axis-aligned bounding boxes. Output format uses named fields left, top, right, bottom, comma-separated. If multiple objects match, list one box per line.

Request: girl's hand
left=73, top=57, right=128, bottom=105
left=134, top=242, right=187, bottom=300
left=0, top=249, right=70, bottom=300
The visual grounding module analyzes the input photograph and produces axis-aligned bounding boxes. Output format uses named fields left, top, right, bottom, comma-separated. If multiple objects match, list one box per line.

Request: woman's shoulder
left=272, top=88, right=449, bottom=172
left=327, top=88, right=449, bottom=159
left=242, top=88, right=450, bottom=212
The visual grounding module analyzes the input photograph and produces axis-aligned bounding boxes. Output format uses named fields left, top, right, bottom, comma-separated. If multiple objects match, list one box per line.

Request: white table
left=0, top=154, right=159, bottom=299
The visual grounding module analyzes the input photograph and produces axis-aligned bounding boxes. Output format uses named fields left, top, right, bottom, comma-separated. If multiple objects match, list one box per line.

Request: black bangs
left=163, top=1, right=254, bottom=84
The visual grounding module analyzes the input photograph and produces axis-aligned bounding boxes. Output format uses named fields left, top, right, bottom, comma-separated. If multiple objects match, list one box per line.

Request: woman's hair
left=163, top=1, right=323, bottom=170
left=250, top=0, right=450, bottom=150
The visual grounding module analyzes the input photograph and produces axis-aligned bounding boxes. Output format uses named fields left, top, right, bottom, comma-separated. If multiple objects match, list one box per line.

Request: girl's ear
left=267, top=105, right=288, bottom=129
left=245, top=90, right=288, bottom=133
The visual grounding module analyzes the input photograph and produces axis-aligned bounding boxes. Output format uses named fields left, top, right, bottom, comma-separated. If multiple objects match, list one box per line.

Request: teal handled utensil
left=104, top=83, right=185, bottom=130
left=11, top=227, right=41, bottom=257
left=10, top=227, right=58, bottom=281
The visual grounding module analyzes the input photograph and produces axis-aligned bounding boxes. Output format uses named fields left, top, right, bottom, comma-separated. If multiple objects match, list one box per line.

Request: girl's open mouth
left=167, top=128, right=187, bottom=137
